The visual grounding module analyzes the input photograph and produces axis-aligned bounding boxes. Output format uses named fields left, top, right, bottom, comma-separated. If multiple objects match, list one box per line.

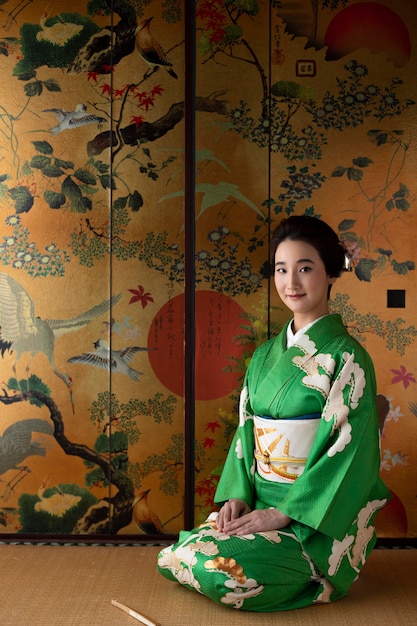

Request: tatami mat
left=0, top=544, right=415, bottom=625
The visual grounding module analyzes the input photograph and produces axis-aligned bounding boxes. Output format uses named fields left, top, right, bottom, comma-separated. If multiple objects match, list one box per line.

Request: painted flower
left=128, top=285, right=154, bottom=308
left=5, top=215, right=20, bottom=226
left=390, top=365, right=416, bottom=389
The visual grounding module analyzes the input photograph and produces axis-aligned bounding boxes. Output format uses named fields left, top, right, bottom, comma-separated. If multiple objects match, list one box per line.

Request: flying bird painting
left=0, top=271, right=122, bottom=391
left=68, top=339, right=151, bottom=381
left=43, top=104, right=107, bottom=135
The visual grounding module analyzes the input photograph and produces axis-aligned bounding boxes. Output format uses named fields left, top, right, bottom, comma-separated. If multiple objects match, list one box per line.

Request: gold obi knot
left=254, top=415, right=320, bottom=484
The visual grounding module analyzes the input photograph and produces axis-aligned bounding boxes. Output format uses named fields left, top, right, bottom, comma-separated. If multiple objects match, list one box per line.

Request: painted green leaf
left=43, top=78, right=61, bottom=92
left=129, top=190, right=144, bottom=212
left=338, top=219, right=356, bottom=231
left=376, top=247, right=392, bottom=257
left=368, top=130, right=388, bottom=146
left=393, top=183, right=409, bottom=198
left=223, top=24, right=244, bottom=42
left=234, top=0, right=259, bottom=17
left=55, top=158, right=74, bottom=170
left=352, top=157, right=372, bottom=168
left=30, top=155, right=51, bottom=169
left=395, top=198, right=409, bottom=211
left=113, top=196, right=128, bottom=209
left=91, top=159, right=109, bottom=174
left=44, top=190, right=66, bottom=209
left=42, top=164, right=64, bottom=177
left=331, top=166, right=346, bottom=177
left=392, top=259, right=415, bottom=275
left=99, top=174, right=116, bottom=190
left=355, top=258, right=377, bottom=282
left=32, top=140, right=53, bottom=155
left=197, top=32, right=212, bottom=55
left=24, top=80, right=43, bottom=96
left=9, top=185, right=34, bottom=214
left=347, top=168, right=363, bottom=181
left=62, top=175, right=91, bottom=212
left=74, top=168, right=96, bottom=185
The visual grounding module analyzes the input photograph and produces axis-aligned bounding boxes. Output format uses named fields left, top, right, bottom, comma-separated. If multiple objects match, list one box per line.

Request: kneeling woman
left=158, top=215, right=390, bottom=612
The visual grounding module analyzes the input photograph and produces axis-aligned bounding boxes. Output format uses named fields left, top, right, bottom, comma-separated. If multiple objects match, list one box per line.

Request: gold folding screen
left=0, top=1, right=416, bottom=542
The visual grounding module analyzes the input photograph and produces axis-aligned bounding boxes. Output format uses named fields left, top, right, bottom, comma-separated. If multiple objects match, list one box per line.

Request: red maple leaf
left=128, top=285, right=154, bottom=308
left=205, top=421, right=221, bottom=433
left=139, top=95, right=154, bottom=112
left=133, top=90, right=148, bottom=103
left=390, top=366, right=416, bottom=389
left=195, top=477, right=214, bottom=495
left=100, top=83, right=112, bottom=96
left=130, top=115, right=145, bottom=128
left=151, top=84, right=165, bottom=97
left=87, top=72, right=99, bottom=83
left=203, top=437, right=216, bottom=449
left=113, top=86, right=127, bottom=98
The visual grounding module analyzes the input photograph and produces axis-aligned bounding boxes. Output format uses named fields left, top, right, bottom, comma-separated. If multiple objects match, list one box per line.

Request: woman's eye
left=300, top=266, right=312, bottom=272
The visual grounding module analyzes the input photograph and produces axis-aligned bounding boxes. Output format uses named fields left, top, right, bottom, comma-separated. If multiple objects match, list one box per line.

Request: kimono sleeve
left=279, top=348, right=386, bottom=541
left=214, top=380, right=256, bottom=508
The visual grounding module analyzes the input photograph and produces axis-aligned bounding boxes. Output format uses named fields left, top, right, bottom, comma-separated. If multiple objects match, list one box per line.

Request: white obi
left=254, top=415, right=320, bottom=484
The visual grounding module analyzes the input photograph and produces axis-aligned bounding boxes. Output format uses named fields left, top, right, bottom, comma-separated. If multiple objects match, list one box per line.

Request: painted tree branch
left=87, top=93, right=230, bottom=156
left=0, top=389, right=134, bottom=534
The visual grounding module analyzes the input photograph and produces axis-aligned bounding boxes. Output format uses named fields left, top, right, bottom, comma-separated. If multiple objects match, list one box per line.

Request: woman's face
left=274, top=239, right=335, bottom=331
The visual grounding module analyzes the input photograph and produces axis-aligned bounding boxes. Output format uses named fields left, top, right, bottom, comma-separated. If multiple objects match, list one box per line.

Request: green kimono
left=158, top=315, right=390, bottom=612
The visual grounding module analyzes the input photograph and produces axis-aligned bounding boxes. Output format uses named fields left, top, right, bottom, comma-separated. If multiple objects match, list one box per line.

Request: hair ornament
left=339, top=239, right=358, bottom=272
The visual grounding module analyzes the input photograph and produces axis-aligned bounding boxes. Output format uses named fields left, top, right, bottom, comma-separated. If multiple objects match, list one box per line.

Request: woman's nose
left=287, top=270, right=300, bottom=289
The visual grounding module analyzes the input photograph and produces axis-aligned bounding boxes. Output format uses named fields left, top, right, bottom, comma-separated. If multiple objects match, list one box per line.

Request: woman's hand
left=216, top=498, right=251, bottom=532
left=218, top=505, right=291, bottom=536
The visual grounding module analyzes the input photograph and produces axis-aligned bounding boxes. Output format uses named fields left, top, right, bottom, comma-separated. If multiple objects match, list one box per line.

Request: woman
left=158, top=215, right=390, bottom=612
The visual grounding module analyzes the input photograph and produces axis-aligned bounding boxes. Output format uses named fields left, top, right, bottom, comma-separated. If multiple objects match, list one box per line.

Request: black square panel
left=387, top=289, right=406, bottom=308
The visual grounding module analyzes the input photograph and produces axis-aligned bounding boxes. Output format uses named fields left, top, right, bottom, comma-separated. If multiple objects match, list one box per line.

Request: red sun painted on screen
left=148, top=291, right=253, bottom=401
left=325, top=2, right=411, bottom=67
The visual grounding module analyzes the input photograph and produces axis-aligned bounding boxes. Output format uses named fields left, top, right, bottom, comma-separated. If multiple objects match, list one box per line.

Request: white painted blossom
left=315, top=352, right=336, bottom=376
left=292, top=352, right=333, bottom=397
left=321, top=352, right=367, bottom=456
left=328, top=534, right=355, bottom=576
left=257, top=530, right=282, bottom=544
left=239, top=385, right=253, bottom=426
left=192, top=540, right=220, bottom=556
left=221, top=579, right=264, bottom=608
left=235, top=437, right=244, bottom=459
left=294, top=334, right=317, bottom=355
left=328, top=420, right=352, bottom=456
left=342, top=352, right=366, bottom=408
left=386, top=401, right=403, bottom=423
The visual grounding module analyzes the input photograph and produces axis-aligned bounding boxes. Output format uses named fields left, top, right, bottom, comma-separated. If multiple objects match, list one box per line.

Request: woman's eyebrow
left=275, top=258, right=315, bottom=266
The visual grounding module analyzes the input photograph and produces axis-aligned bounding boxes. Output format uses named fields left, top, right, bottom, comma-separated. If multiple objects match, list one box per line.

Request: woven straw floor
left=0, top=544, right=416, bottom=625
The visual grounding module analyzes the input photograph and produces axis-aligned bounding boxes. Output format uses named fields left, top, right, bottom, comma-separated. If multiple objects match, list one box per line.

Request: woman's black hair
left=270, top=215, right=345, bottom=295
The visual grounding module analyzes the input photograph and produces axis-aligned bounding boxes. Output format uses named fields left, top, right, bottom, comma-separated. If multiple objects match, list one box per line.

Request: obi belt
left=254, top=413, right=320, bottom=484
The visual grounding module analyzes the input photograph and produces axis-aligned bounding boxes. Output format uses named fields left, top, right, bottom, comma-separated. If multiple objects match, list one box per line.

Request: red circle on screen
left=148, top=291, right=252, bottom=400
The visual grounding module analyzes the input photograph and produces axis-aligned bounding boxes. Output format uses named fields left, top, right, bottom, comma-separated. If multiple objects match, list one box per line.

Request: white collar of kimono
left=286, top=315, right=328, bottom=348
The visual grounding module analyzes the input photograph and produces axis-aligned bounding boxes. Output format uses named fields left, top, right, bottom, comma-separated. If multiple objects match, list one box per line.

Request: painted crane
left=0, top=272, right=121, bottom=404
